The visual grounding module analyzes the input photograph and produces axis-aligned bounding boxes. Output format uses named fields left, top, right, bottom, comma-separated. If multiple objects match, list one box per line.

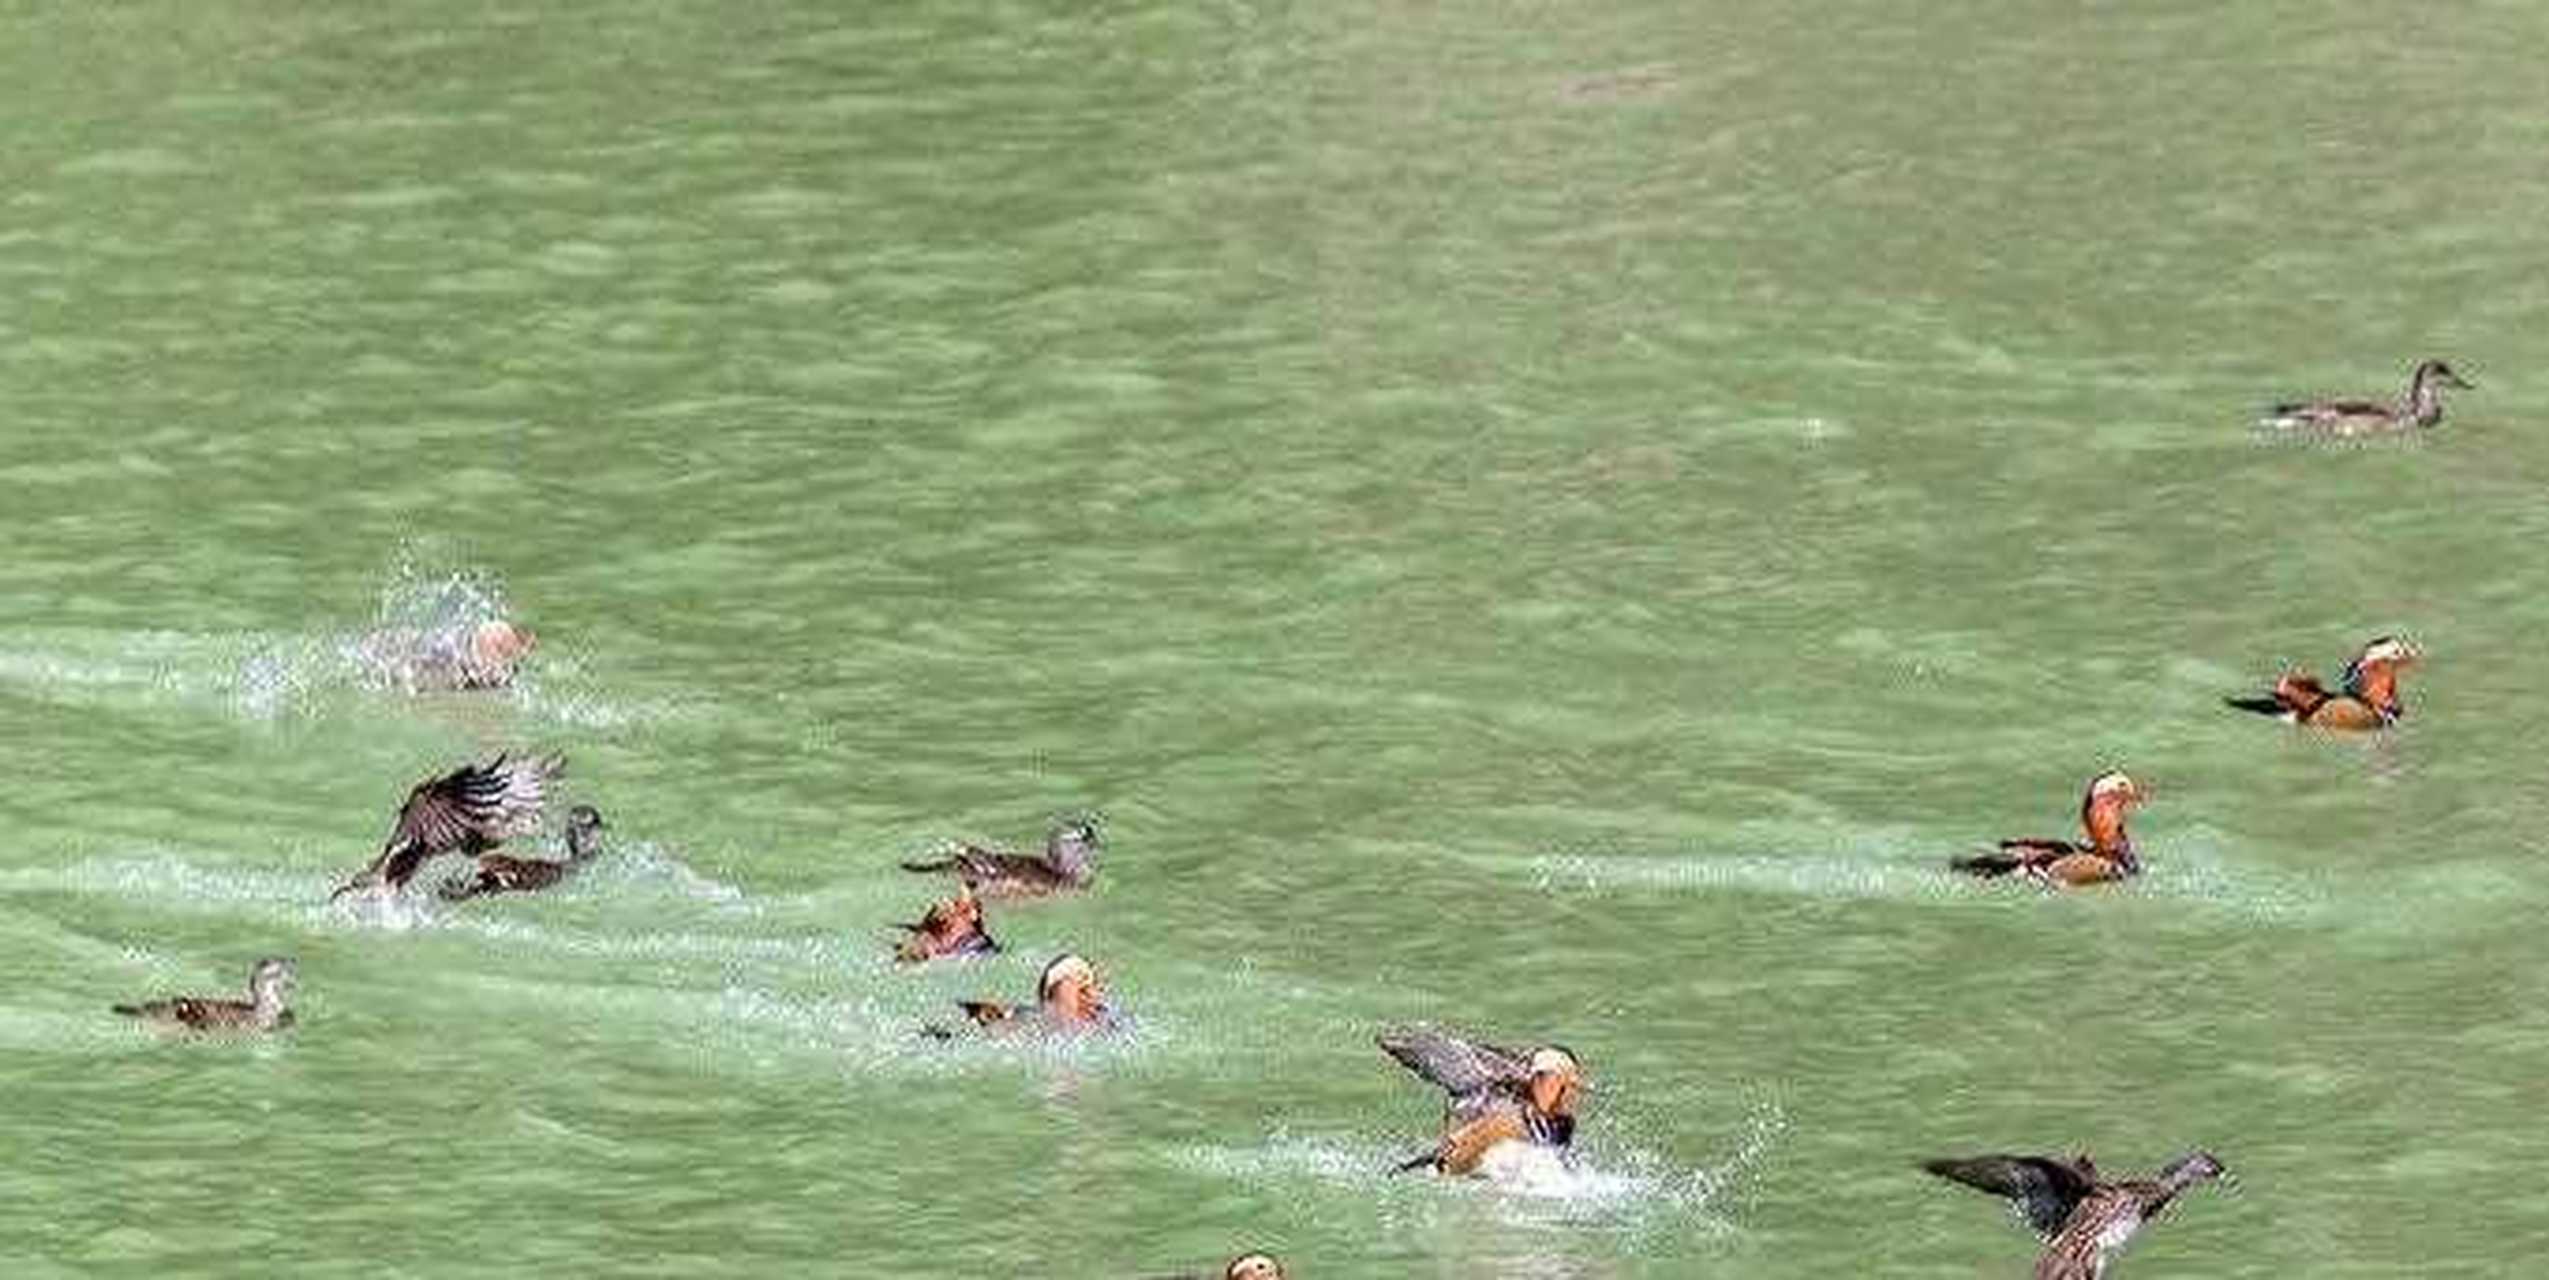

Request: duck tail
left=898, top=857, right=956, bottom=874
left=1949, top=851, right=2023, bottom=878
left=2222, top=694, right=2289, bottom=717
left=1389, top=1150, right=1440, bottom=1175
left=109, top=1003, right=142, bottom=1017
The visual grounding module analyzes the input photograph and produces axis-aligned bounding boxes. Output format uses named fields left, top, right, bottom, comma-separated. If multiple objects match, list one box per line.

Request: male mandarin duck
left=440, top=805, right=608, bottom=901
left=2225, top=636, right=2418, bottom=730
left=112, top=957, right=297, bottom=1034
left=900, top=818, right=1100, bottom=898
left=927, top=953, right=1120, bottom=1038
left=891, top=881, right=1001, bottom=963
left=332, top=753, right=565, bottom=901
left=2263, top=358, right=2472, bottom=434
left=1950, top=771, right=2147, bottom=888
left=1378, top=1026, right=1583, bottom=1178
left=1924, top=1149, right=2226, bottom=1279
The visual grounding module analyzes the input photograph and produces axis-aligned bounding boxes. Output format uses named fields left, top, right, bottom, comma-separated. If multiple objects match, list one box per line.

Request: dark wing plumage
left=339, top=754, right=563, bottom=896
left=388, top=754, right=563, bottom=857
left=1951, top=838, right=2075, bottom=877
left=1376, top=1026, right=1534, bottom=1103
left=1923, top=1153, right=2099, bottom=1239
left=113, top=996, right=252, bottom=1030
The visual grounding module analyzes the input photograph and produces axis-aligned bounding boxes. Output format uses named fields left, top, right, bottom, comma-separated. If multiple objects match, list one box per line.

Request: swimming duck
left=900, top=818, right=1100, bottom=899
left=2264, top=359, right=2472, bottom=434
left=439, top=805, right=607, bottom=901
left=1950, top=771, right=2145, bottom=888
left=112, top=957, right=297, bottom=1034
left=927, top=953, right=1120, bottom=1038
left=2224, top=635, right=2418, bottom=730
left=358, top=618, right=538, bottom=691
left=1378, top=1026, right=1583, bottom=1177
left=891, top=881, right=1002, bottom=963
left=1924, top=1149, right=2226, bottom=1279
left=331, top=753, right=565, bottom=901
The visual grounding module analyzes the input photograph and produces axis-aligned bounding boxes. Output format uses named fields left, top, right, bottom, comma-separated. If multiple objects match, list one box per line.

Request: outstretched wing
left=385, top=754, right=563, bottom=858
left=1922, top=1153, right=2098, bottom=1240
left=1376, top=1026, right=1534, bottom=1103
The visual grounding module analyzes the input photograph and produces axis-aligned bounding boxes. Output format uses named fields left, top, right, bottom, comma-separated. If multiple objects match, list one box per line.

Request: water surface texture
left=7, top=2, right=2549, bottom=1275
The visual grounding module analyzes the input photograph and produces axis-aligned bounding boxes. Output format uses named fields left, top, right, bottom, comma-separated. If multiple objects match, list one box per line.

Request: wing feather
left=1376, top=1026, right=1534, bottom=1102
left=1923, top=1153, right=2098, bottom=1239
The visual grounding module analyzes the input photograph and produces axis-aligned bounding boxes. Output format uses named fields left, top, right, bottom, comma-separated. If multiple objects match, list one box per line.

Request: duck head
left=2078, top=770, right=2145, bottom=854
left=2412, top=359, right=2473, bottom=393
left=1046, top=818, right=1102, bottom=878
left=1224, top=1255, right=1285, bottom=1280
left=2158, top=1149, right=2227, bottom=1192
left=565, top=805, right=609, bottom=859
left=2341, top=636, right=2419, bottom=715
left=1038, top=953, right=1112, bottom=1025
left=470, top=619, right=537, bottom=667
left=248, top=956, right=298, bottom=1012
left=1525, top=1045, right=1585, bottom=1117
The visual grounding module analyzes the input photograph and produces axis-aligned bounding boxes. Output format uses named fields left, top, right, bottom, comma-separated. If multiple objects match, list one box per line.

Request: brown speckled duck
left=113, top=957, right=297, bottom=1034
left=891, top=881, right=1001, bottom=963
left=900, top=818, right=1100, bottom=899
left=331, top=753, right=564, bottom=901
left=2225, top=635, right=2417, bottom=731
left=440, top=805, right=607, bottom=901
left=1951, top=771, right=2146, bottom=888
left=1379, top=1026, right=1583, bottom=1178
left=2264, top=359, right=2472, bottom=434
left=1925, top=1149, right=2226, bottom=1279
left=927, top=953, right=1120, bottom=1038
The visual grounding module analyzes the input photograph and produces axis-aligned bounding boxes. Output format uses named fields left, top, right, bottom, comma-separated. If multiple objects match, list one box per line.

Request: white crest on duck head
left=1223, top=1254, right=1284, bottom=1280
left=2351, top=635, right=2418, bottom=667
left=2085, top=770, right=2141, bottom=802
left=1038, top=953, right=1097, bottom=1000
left=1528, top=1045, right=1582, bottom=1079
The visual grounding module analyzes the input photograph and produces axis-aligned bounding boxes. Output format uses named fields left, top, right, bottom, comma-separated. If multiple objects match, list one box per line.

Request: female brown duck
left=900, top=818, right=1099, bottom=898
left=2264, top=358, right=2471, bottom=434
left=1924, top=1148, right=2226, bottom=1278
left=440, top=805, right=608, bottom=901
left=113, top=957, right=297, bottom=1034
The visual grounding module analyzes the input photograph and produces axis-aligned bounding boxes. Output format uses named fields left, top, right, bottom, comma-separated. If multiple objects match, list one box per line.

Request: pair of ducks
left=890, top=820, right=1100, bottom=963
left=119, top=755, right=610, bottom=1034
left=1953, top=636, right=2418, bottom=889
left=328, top=754, right=608, bottom=904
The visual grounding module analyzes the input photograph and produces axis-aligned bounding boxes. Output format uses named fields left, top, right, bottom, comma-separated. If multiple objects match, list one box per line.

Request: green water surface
left=6, top=1, right=2548, bottom=1275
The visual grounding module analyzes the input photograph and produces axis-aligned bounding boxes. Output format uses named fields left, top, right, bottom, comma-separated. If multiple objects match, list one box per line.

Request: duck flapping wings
left=333, top=753, right=564, bottom=898
left=1922, top=1152, right=2101, bottom=1239
left=1377, top=1025, right=1539, bottom=1117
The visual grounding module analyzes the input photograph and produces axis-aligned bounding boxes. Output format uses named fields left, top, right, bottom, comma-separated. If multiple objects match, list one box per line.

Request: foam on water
left=1172, top=1096, right=1787, bottom=1239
